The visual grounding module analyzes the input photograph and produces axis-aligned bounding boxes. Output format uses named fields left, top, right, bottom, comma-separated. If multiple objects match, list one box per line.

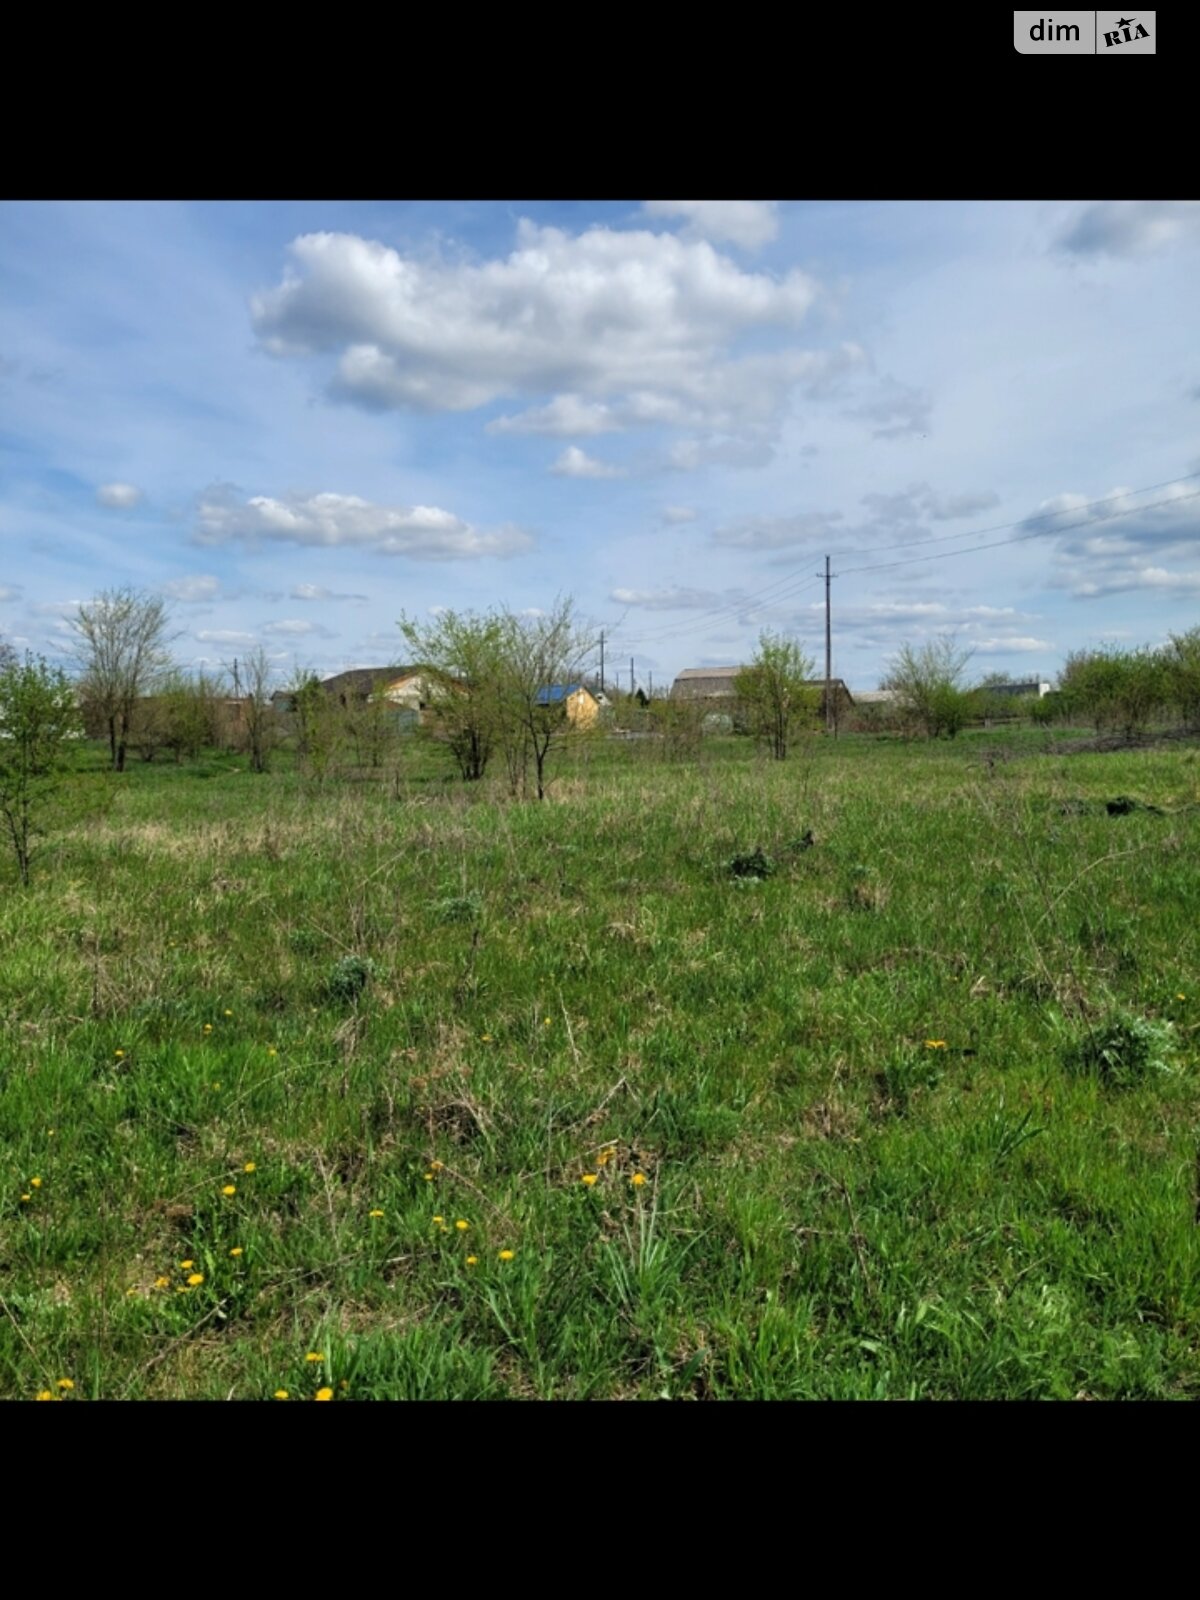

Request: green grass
left=3, top=726, right=1200, bottom=1399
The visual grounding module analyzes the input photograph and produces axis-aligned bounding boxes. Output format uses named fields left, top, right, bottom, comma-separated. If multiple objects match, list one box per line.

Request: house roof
left=536, top=683, right=595, bottom=705
left=320, top=666, right=419, bottom=699
left=671, top=667, right=852, bottom=703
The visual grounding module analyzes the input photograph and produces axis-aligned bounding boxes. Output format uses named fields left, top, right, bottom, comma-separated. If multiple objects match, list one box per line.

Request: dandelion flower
left=36, top=1390, right=56, bottom=1401
left=423, top=1172, right=434, bottom=1182
left=19, top=1194, right=31, bottom=1204
left=229, top=1247, right=243, bottom=1257
left=429, top=1160, right=445, bottom=1172
left=223, top=1009, right=233, bottom=1017
left=466, top=1255, right=478, bottom=1266
left=211, top=1081, right=221, bottom=1091
left=56, top=1378, right=74, bottom=1391
left=1178, top=994, right=1187, bottom=1001
left=305, top=1352, right=324, bottom=1363
left=480, top=1033, right=493, bottom=1043
left=273, top=1390, right=289, bottom=1400
left=432, top=1215, right=445, bottom=1225
left=243, top=1162, right=256, bottom=1173
left=222, top=1184, right=236, bottom=1197
left=315, top=1387, right=333, bottom=1401
left=187, top=1272, right=204, bottom=1287
left=114, top=1049, right=125, bottom=1059
left=924, top=1040, right=948, bottom=1049
left=368, top=1209, right=384, bottom=1219
left=267, top=1047, right=277, bottom=1057
left=154, top=1276, right=170, bottom=1289
left=543, top=1017, right=551, bottom=1026
left=581, top=1174, right=598, bottom=1186
left=630, top=1172, right=647, bottom=1188
left=597, top=1150, right=612, bottom=1167
left=455, top=1219, right=469, bottom=1231
left=180, top=1259, right=194, bottom=1269
left=203, top=1024, right=213, bottom=1034
left=498, top=1249, right=515, bottom=1261
left=30, top=1177, right=42, bottom=1189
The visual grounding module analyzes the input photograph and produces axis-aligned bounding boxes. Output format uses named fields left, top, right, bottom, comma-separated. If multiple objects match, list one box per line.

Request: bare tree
left=238, top=647, right=278, bottom=774
left=498, top=598, right=597, bottom=800
left=735, top=631, right=817, bottom=760
left=69, top=587, right=175, bottom=771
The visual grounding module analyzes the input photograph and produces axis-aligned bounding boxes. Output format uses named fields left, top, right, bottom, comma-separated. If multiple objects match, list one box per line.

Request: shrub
left=1062, top=1011, right=1176, bottom=1088
left=326, top=954, right=376, bottom=1003
left=728, top=848, right=774, bottom=881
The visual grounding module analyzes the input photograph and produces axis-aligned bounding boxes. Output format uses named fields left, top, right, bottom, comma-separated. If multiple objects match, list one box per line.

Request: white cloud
left=1057, top=201, right=1200, bottom=258
left=289, top=582, right=368, bottom=602
left=640, top=201, right=780, bottom=251
left=713, top=511, right=842, bottom=551
left=972, top=636, right=1054, bottom=654
left=162, top=574, right=221, bottom=603
left=193, top=487, right=533, bottom=561
left=850, top=379, right=932, bottom=440
left=861, top=484, right=1000, bottom=522
left=251, top=222, right=839, bottom=454
left=487, top=395, right=620, bottom=437
left=611, top=586, right=729, bottom=610
left=262, top=617, right=335, bottom=638
left=96, top=482, right=143, bottom=509
left=1035, top=481, right=1200, bottom=598
left=0, top=585, right=20, bottom=603
left=195, top=629, right=258, bottom=647
left=661, top=506, right=697, bottom=524
left=550, top=446, right=624, bottom=480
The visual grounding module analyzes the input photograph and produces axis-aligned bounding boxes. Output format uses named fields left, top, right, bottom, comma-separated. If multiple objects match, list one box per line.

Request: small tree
left=239, top=647, right=278, bottom=773
left=399, top=610, right=510, bottom=784
left=160, top=670, right=218, bottom=762
left=734, top=632, right=817, bottom=760
left=288, top=669, right=341, bottom=779
left=69, top=587, right=175, bottom=771
left=883, top=637, right=973, bottom=739
left=1164, top=627, right=1200, bottom=730
left=497, top=598, right=597, bottom=800
left=0, top=653, right=81, bottom=884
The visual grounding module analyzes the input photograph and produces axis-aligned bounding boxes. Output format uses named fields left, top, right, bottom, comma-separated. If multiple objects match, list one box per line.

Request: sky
left=2, top=198, right=1199, bottom=693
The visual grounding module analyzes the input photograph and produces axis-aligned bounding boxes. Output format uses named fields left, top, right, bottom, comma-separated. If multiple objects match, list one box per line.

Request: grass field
left=3, top=725, right=1199, bottom=1400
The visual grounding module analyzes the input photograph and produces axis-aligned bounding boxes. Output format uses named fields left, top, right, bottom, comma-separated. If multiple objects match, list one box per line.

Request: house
left=274, top=666, right=439, bottom=730
left=981, top=679, right=1051, bottom=699
left=853, top=689, right=901, bottom=706
left=670, top=666, right=854, bottom=721
left=535, top=683, right=605, bottom=728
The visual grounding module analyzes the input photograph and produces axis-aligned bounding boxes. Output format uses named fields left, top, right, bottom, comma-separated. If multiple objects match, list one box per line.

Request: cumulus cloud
left=262, top=618, right=335, bottom=638
left=195, top=629, right=258, bottom=646
left=861, top=483, right=1000, bottom=522
left=550, top=446, right=624, bottom=479
left=639, top=200, right=780, bottom=250
left=289, top=582, right=368, bottom=602
left=1057, top=200, right=1200, bottom=258
left=161, top=574, right=222, bottom=603
left=96, top=482, right=143, bottom=509
left=660, top=506, right=697, bottom=524
left=193, top=487, right=533, bottom=561
left=250, top=221, right=853, bottom=458
left=487, top=396, right=621, bottom=437
left=1033, top=481, right=1200, bottom=597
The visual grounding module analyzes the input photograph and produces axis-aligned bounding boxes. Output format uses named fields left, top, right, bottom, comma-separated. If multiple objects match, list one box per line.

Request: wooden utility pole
left=823, top=555, right=833, bottom=735
left=630, top=656, right=635, bottom=696
left=599, top=630, right=605, bottom=694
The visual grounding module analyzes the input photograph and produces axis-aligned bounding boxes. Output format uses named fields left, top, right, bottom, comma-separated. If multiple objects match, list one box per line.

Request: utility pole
left=232, top=657, right=241, bottom=700
left=823, top=556, right=833, bottom=735
left=630, top=656, right=635, bottom=697
left=599, top=630, right=605, bottom=695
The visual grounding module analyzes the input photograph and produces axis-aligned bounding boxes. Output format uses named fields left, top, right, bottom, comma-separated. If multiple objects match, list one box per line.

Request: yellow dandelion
left=924, top=1040, right=948, bottom=1049
left=243, top=1161, right=256, bottom=1173
left=114, top=1049, right=125, bottom=1059
left=423, top=1172, right=434, bottom=1182
left=222, top=1184, right=236, bottom=1196
left=480, top=1033, right=493, bottom=1042
left=229, top=1247, right=243, bottom=1257
left=597, top=1150, right=612, bottom=1166
left=581, top=1173, right=598, bottom=1186
left=176, top=1286, right=191, bottom=1294
left=267, top=1047, right=277, bottom=1056
left=19, top=1193, right=31, bottom=1204
left=180, top=1259, right=194, bottom=1269
left=36, top=1390, right=56, bottom=1401
left=1177, top=994, right=1187, bottom=1001
left=368, top=1208, right=384, bottom=1219
left=154, top=1275, right=170, bottom=1289
left=429, top=1159, right=445, bottom=1172
left=211, top=1081, right=221, bottom=1091
left=273, top=1389, right=289, bottom=1400
left=203, top=1024, right=213, bottom=1034
left=55, top=1378, right=74, bottom=1391
left=630, top=1172, right=647, bottom=1188
left=542, top=1017, right=551, bottom=1026
left=498, top=1249, right=515, bottom=1261
left=466, top=1255, right=478, bottom=1266
left=186, top=1272, right=204, bottom=1287
left=305, top=1352, right=324, bottom=1363
left=315, top=1387, right=333, bottom=1401
left=47, top=1129, right=55, bottom=1137
left=30, top=1177, right=42, bottom=1189
left=223, top=1009, right=233, bottom=1017
left=455, top=1219, right=469, bottom=1231
left=126, top=1286, right=138, bottom=1296
left=432, top=1215, right=445, bottom=1225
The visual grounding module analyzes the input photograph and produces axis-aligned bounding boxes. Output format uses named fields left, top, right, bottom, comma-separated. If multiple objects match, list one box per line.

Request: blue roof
left=535, top=683, right=587, bottom=705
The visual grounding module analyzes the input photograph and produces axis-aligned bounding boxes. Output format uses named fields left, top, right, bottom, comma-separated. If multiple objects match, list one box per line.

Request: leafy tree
left=288, top=669, right=341, bottom=779
left=883, top=637, right=973, bottom=739
left=238, top=647, right=278, bottom=773
left=734, top=632, right=817, bottom=760
left=496, top=598, right=598, bottom=800
left=69, top=587, right=175, bottom=771
left=399, top=610, right=509, bottom=783
left=1164, top=626, right=1200, bottom=729
left=0, top=653, right=81, bottom=884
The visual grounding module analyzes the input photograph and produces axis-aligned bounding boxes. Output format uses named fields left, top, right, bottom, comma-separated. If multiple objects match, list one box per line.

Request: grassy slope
left=2, top=728, right=1199, bottom=1399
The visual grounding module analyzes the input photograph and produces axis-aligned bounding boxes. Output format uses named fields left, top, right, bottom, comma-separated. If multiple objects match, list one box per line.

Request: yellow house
left=536, top=683, right=604, bottom=728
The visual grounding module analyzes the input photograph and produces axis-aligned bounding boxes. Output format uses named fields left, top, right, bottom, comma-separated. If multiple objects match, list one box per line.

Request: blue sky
left=2, top=198, right=1198, bottom=692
